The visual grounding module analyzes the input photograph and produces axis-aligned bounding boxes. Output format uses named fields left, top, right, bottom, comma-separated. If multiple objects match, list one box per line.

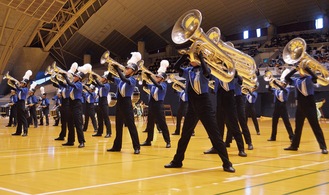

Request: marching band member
left=92, top=71, right=112, bottom=138
left=267, top=70, right=294, bottom=142
left=52, top=62, right=77, bottom=141
left=245, top=90, right=261, bottom=135
left=171, top=80, right=188, bottom=136
left=140, top=60, right=171, bottom=148
left=6, top=89, right=17, bottom=127
left=107, top=52, right=141, bottom=154
left=284, top=65, right=328, bottom=154
left=203, top=74, right=248, bottom=157
left=11, top=70, right=32, bottom=136
left=52, top=91, right=62, bottom=126
left=27, top=82, right=38, bottom=128
left=164, top=53, right=235, bottom=172
left=39, top=87, right=50, bottom=126
left=82, top=84, right=98, bottom=132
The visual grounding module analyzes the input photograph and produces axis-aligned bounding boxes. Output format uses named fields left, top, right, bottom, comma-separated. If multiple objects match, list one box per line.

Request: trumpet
left=52, top=62, right=72, bottom=83
left=139, top=62, right=157, bottom=94
left=3, top=71, right=20, bottom=89
left=172, top=9, right=235, bottom=83
left=100, top=51, right=126, bottom=78
left=169, top=74, right=185, bottom=92
left=45, top=63, right=60, bottom=85
left=263, top=70, right=286, bottom=89
left=283, top=37, right=329, bottom=86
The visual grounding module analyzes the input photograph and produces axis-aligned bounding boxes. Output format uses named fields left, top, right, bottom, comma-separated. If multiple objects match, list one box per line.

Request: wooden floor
left=0, top=116, right=328, bottom=195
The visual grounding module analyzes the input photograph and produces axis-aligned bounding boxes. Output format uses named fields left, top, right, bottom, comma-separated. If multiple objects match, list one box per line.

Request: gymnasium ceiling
left=0, top=0, right=329, bottom=78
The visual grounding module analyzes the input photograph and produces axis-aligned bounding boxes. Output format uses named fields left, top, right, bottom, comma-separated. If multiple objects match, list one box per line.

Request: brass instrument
left=3, top=71, right=20, bottom=89
left=172, top=9, right=235, bottom=82
left=52, top=62, right=72, bottom=83
left=100, top=51, right=126, bottom=78
left=45, top=63, right=60, bottom=85
left=169, top=74, right=185, bottom=92
left=139, top=62, right=157, bottom=94
left=205, top=27, right=258, bottom=92
left=263, top=70, right=286, bottom=89
left=283, top=37, right=329, bottom=86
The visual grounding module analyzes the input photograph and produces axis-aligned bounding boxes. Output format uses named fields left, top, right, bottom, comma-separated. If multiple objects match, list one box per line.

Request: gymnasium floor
left=0, top=116, right=328, bottom=194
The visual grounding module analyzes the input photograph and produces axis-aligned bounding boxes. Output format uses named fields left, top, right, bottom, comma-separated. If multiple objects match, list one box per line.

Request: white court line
left=35, top=151, right=324, bottom=195
left=0, top=187, right=31, bottom=195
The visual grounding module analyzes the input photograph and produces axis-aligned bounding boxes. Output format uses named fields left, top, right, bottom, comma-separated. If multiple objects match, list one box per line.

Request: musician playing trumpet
left=106, top=52, right=141, bottom=154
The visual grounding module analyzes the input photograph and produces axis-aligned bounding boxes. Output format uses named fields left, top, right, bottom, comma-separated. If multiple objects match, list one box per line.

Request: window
left=256, top=28, right=261, bottom=37
left=315, top=18, right=323, bottom=29
left=243, top=30, right=249, bottom=39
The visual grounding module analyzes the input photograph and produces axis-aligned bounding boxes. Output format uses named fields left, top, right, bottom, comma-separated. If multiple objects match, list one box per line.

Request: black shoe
left=284, top=146, right=298, bottom=151
left=166, top=142, right=171, bottom=148
left=142, top=130, right=148, bottom=133
left=78, top=143, right=85, bottom=148
left=134, top=149, right=140, bottom=154
left=267, top=138, right=276, bottom=141
left=248, top=144, right=254, bottom=150
left=62, top=142, right=74, bottom=146
left=104, top=134, right=111, bottom=138
left=22, top=133, right=28, bottom=137
left=46, top=124, right=49, bottom=126
left=107, top=148, right=121, bottom=152
left=13, top=124, right=16, bottom=127
left=140, top=141, right=152, bottom=146
left=223, top=166, right=235, bottom=173
left=12, top=133, right=21, bottom=136
left=39, top=124, right=43, bottom=126
left=92, top=134, right=102, bottom=137
left=321, top=149, right=328, bottom=154
left=53, top=124, right=58, bottom=126
left=164, top=162, right=182, bottom=168
left=203, top=148, right=217, bottom=154
left=172, top=132, right=179, bottom=135
left=5, top=125, right=11, bottom=127
left=225, top=143, right=231, bottom=148
left=54, top=137, right=65, bottom=141
left=238, top=151, right=247, bottom=157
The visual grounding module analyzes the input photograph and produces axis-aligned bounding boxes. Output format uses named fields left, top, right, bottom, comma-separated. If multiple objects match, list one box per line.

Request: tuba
left=283, top=37, right=329, bottom=86
left=172, top=9, right=235, bottom=83
left=3, top=71, right=20, bottom=88
left=100, top=51, right=126, bottom=78
left=205, top=27, right=258, bottom=92
left=169, top=74, right=185, bottom=92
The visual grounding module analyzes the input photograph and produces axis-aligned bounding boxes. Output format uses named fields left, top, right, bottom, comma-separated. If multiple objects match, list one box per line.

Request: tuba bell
left=100, top=51, right=126, bottom=78
left=3, top=71, right=20, bottom=88
left=172, top=9, right=235, bottom=83
left=283, top=37, right=329, bottom=86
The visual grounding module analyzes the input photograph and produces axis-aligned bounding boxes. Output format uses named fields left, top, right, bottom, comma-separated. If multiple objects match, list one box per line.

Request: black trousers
left=245, top=102, right=260, bottom=133
left=270, top=101, right=294, bottom=140
left=40, top=107, right=49, bottom=125
left=216, top=89, right=245, bottom=151
left=111, top=96, right=140, bottom=150
left=226, top=95, right=253, bottom=145
left=28, top=106, right=38, bottom=127
left=83, top=103, right=98, bottom=131
left=97, top=97, right=111, bottom=135
left=145, top=99, right=170, bottom=144
left=15, top=100, right=28, bottom=134
left=174, top=101, right=188, bottom=134
left=8, top=105, right=17, bottom=126
left=172, top=91, right=232, bottom=168
left=291, top=95, right=327, bottom=149
left=67, top=99, right=85, bottom=144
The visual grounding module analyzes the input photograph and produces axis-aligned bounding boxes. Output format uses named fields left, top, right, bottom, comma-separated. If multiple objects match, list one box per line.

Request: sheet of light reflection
left=48, top=146, right=55, bottom=157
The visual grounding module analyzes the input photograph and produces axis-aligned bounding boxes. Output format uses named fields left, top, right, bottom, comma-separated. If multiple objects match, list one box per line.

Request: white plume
left=127, top=52, right=142, bottom=65
left=40, top=86, right=45, bottom=95
left=83, top=63, right=92, bottom=73
left=68, top=62, right=78, bottom=74
left=157, top=60, right=169, bottom=74
left=29, top=82, right=37, bottom=91
left=77, top=64, right=89, bottom=74
left=23, top=70, right=32, bottom=80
